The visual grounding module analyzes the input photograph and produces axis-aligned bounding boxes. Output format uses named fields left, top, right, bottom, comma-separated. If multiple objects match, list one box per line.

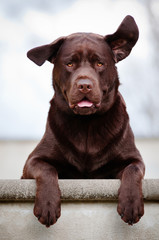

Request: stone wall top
left=0, top=179, right=159, bottom=202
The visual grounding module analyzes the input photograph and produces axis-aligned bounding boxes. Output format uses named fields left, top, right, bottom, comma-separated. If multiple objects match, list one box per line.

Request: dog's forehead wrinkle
left=60, top=38, right=110, bottom=63
left=63, top=33, right=105, bottom=50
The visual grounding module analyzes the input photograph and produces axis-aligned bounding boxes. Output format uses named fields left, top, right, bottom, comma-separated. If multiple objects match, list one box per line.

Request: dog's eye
left=67, top=62, right=73, bottom=67
left=97, top=62, right=103, bottom=67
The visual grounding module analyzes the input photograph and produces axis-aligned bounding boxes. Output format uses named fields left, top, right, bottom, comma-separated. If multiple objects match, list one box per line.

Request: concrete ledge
left=0, top=179, right=159, bottom=240
left=0, top=179, right=159, bottom=201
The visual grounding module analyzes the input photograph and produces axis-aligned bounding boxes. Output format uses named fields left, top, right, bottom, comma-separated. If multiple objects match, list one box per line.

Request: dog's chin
left=72, top=105, right=98, bottom=115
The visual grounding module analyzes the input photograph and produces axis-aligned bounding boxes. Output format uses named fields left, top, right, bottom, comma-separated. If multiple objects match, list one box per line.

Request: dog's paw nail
left=128, top=220, right=133, bottom=225
left=139, top=215, right=142, bottom=219
left=121, top=213, right=124, bottom=219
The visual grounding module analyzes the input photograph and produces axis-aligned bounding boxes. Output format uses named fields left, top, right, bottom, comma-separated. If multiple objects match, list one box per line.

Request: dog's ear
left=105, top=15, right=139, bottom=63
left=27, top=37, right=65, bottom=66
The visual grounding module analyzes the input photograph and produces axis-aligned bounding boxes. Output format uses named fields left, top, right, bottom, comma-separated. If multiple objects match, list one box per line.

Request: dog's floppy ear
left=27, top=37, right=65, bottom=66
left=105, top=15, right=139, bottom=63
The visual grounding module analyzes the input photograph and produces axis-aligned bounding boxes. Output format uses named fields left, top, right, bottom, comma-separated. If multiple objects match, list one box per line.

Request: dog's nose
left=77, top=79, right=93, bottom=93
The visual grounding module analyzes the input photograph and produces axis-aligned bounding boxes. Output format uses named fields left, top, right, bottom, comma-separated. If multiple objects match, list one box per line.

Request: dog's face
left=27, top=15, right=139, bottom=115
left=53, top=33, right=119, bottom=115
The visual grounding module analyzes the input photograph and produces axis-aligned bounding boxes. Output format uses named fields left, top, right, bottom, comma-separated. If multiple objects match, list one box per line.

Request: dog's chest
left=65, top=117, right=109, bottom=154
left=60, top=126, right=117, bottom=177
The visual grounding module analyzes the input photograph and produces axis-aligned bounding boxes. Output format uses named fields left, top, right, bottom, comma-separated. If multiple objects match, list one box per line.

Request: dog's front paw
left=117, top=187, right=144, bottom=225
left=34, top=190, right=61, bottom=227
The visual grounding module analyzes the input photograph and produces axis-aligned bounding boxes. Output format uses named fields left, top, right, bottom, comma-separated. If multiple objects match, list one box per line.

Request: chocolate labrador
left=22, top=15, right=145, bottom=227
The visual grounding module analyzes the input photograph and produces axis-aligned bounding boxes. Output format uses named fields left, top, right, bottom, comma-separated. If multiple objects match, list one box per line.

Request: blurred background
left=0, top=0, right=159, bottom=179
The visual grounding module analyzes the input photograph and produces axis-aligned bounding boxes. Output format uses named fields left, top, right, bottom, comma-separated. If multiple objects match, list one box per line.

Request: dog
left=22, top=15, right=145, bottom=227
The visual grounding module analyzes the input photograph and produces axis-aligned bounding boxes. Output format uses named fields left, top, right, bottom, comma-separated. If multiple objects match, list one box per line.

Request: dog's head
left=27, top=15, right=139, bottom=115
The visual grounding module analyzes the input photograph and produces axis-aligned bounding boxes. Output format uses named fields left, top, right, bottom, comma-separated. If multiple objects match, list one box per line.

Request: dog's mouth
left=69, top=97, right=100, bottom=108
left=77, top=99, right=93, bottom=108
left=69, top=97, right=100, bottom=115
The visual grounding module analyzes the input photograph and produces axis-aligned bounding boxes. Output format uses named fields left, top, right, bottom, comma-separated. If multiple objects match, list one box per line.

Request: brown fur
left=22, top=15, right=145, bottom=227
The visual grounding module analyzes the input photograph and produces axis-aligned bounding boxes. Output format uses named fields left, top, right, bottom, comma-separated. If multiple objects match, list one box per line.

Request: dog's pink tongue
left=77, top=100, right=93, bottom=108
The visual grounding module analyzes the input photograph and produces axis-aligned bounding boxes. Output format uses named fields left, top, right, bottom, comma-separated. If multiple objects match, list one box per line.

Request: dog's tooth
left=69, top=103, right=75, bottom=109
left=95, top=103, right=101, bottom=108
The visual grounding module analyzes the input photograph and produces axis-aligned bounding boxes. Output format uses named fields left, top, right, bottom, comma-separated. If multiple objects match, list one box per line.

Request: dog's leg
left=22, top=157, right=61, bottom=227
left=117, top=161, right=145, bottom=225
